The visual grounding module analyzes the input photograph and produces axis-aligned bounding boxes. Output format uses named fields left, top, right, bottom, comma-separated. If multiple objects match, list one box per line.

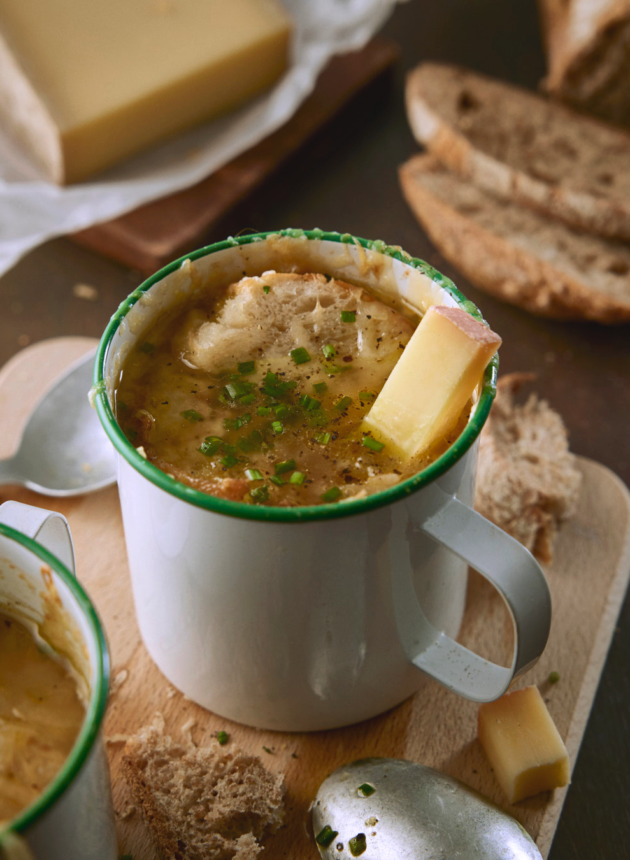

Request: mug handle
left=399, top=484, right=552, bottom=702
left=0, top=501, right=76, bottom=576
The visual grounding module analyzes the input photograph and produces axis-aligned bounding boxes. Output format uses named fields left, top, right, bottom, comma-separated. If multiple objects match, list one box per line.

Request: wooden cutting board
left=71, top=40, right=399, bottom=274
left=2, top=338, right=629, bottom=859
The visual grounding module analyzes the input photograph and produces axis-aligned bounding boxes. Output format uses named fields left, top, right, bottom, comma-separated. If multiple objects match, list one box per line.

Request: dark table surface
left=1, top=1, right=629, bottom=857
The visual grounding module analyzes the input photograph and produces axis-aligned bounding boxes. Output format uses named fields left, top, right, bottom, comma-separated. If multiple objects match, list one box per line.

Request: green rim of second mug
left=0, top=523, right=109, bottom=838
left=94, top=228, right=499, bottom=522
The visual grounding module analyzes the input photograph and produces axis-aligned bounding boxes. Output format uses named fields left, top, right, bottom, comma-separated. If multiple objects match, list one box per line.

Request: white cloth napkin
left=0, top=0, right=405, bottom=277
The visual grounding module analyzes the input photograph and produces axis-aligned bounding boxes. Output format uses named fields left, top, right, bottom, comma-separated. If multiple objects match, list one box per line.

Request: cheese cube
left=0, top=0, right=291, bottom=184
left=363, top=305, right=500, bottom=459
left=478, top=685, right=570, bottom=804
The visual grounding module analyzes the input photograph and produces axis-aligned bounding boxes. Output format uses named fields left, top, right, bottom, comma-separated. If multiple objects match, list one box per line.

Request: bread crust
left=540, top=0, right=630, bottom=126
left=399, top=154, right=630, bottom=322
left=405, top=62, right=630, bottom=241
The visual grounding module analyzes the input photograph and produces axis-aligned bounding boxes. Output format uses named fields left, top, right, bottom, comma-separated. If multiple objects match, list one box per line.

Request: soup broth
left=0, top=611, right=85, bottom=822
left=115, top=272, right=470, bottom=506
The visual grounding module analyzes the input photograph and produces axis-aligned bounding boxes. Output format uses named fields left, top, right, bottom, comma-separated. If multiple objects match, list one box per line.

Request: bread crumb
left=107, top=734, right=131, bottom=744
left=475, top=373, right=582, bottom=562
left=123, top=722, right=284, bottom=860
left=110, top=668, right=129, bottom=696
left=181, top=718, right=196, bottom=747
left=73, top=283, right=99, bottom=301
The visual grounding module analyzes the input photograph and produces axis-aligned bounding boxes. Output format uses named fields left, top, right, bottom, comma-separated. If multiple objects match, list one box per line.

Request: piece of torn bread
left=122, top=717, right=284, bottom=860
left=474, top=373, right=582, bottom=563
left=177, top=271, right=414, bottom=372
left=399, top=154, right=630, bottom=322
left=405, top=62, right=630, bottom=241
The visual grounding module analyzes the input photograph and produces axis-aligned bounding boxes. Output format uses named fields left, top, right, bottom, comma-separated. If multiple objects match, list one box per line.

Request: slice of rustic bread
left=405, top=62, right=630, bottom=240
left=178, top=271, right=414, bottom=373
left=474, top=373, right=582, bottom=564
left=399, top=154, right=630, bottom=322
left=540, top=0, right=630, bottom=128
left=122, top=719, right=284, bottom=860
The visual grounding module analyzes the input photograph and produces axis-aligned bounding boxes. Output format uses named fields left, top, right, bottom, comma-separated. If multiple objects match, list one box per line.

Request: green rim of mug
left=0, top=524, right=109, bottom=838
left=94, top=228, right=499, bottom=522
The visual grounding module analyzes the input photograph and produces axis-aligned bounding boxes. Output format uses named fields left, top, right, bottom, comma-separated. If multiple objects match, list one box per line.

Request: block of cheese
left=0, top=0, right=291, bottom=184
left=363, top=305, right=501, bottom=459
left=478, top=685, right=570, bottom=804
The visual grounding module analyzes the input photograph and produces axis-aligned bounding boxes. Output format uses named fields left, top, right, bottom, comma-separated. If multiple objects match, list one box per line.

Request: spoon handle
left=0, top=456, right=23, bottom=487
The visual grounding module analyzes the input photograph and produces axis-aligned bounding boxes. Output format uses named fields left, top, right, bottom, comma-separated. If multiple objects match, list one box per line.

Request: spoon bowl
left=313, top=758, right=542, bottom=860
left=0, top=350, right=116, bottom=496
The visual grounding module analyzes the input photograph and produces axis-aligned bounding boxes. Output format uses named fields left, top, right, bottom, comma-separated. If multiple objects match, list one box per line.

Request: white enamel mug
left=0, top=501, right=116, bottom=860
left=94, top=229, right=551, bottom=732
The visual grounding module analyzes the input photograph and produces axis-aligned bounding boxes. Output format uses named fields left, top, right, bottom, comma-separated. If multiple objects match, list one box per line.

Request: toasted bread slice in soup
left=399, top=154, right=630, bottom=322
left=178, top=271, right=413, bottom=372
left=405, top=62, right=630, bottom=241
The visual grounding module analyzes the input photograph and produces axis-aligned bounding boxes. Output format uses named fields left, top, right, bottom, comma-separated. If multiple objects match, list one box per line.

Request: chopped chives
left=238, top=360, right=255, bottom=375
left=315, top=826, right=338, bottom=849
left=321, top=486, right=342, bottom=503
left=274, top=404, right=289, bottom=419
left=262, top=372, right=297, bottom=398
left=313, top=381, right=327, bottom=394
left=362, top=436, right=384, bottom=452
left=263, top=285, right=270, bottom=294
left=349, top=833, right=367, bottom=856
left=290, top=471, right=306, bottom=485
left=340, top=310, right=356, bottom=323
left=359, top=390, right=375, bottom=400
left=299, top=394, right=321, bottom=411
left=250, top=485, right=269, bottom=503
left=290, top=347, right=311, bottom=365
left=216, top=731, right=229, bottom=745
left=257, top=406, right=271, bottom=416
left=275, top=459, right=296, bottom=475
left=125, top=427, right=138, bottom=442
left=314, top=432, right=331, bottom=445
left=198, top=436, right=223, bottom=456
left=334, top=396, right=353, bottom=412
left=357, top=783, right=376, bottom=797
left=548, top=671, right=560, bottom=684
left=139, top=342, right=155, bottom=355
left=223, top=417, right=241, bottom=430
left=220, top=454, right=238, bottom=468
left=245, top=469, right=264, bottom=481
left=181, top=409, right=203, bottom=422
left=238, top=393, right=256, bottom=405
left=269, top=475, right=286, bottom=486
left=225, top=380, right=251, bottom=399
left=322, top=344, right=336, bottom=359
left=241, top=413, right=252, bottom=425
left=271, top=420, right=284, bottom=434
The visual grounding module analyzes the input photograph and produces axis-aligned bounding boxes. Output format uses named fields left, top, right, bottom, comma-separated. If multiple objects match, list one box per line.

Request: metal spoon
left=0, top=350, right=116, bottom=496
left=313, top=758, right=542, bottom=859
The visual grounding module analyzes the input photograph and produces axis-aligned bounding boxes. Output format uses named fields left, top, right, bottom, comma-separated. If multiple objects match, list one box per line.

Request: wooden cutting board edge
left=537, top=463, right=630, bottom=857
